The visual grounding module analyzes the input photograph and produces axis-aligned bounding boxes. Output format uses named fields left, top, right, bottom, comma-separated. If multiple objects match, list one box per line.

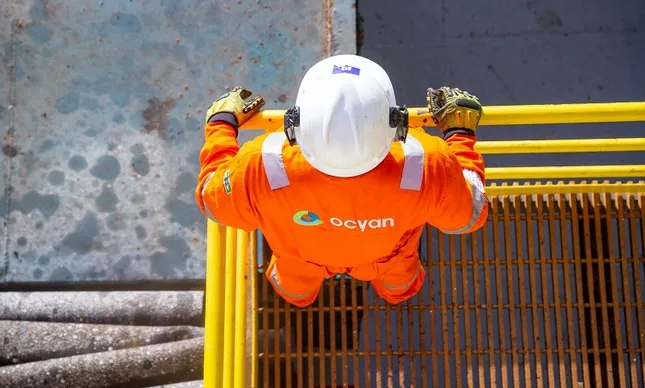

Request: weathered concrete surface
left=0, top=0, right=356, bottom=283
left=0, top=320, right=204, bottom=366
left=0, top=291, right=204, bottom=325
left=0, top=336, right=203, bottom=388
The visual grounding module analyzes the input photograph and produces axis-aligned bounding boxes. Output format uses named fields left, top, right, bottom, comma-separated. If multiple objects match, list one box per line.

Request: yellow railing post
left=249, top=232, right=258, bottom=388
left=203, top=221, right=226, bottom=387
left=221, top=227, right=238, bottom=388
left=233, top=229, right=250, bottom=388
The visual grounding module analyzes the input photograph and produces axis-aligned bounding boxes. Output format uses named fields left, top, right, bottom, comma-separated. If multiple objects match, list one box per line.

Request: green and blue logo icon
left=222, top=169, right=232, bottom=195
left=292, top=210, right=323, bottom=226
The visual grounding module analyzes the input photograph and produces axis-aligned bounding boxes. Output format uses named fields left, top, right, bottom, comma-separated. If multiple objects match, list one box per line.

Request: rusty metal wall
left=0, top=0, right=356, bottom=283
left=256, top=188, right=645, bottom=388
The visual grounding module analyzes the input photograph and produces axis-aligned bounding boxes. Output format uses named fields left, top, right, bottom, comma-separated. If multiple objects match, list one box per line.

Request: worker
left=195, top=54, right=488, bottom=308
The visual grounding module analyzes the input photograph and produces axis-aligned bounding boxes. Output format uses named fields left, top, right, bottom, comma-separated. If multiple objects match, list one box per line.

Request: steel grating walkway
left=255, top=189, right=645, bottom=388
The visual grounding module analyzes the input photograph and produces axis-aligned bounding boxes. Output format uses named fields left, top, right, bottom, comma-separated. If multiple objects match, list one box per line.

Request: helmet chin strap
left=283, top=105, right=409, bottom=146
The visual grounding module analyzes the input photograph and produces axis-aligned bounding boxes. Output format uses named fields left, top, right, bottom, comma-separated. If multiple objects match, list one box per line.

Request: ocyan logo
left=292, top=210, right=323, bottom=226
left=292, top=210, right=394, bottom=231
left=330, top=217, right=394, bottom=232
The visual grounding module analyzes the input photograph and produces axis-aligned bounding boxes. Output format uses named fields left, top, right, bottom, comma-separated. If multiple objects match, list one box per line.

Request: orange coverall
left=196, top=122, right=488, bottom=307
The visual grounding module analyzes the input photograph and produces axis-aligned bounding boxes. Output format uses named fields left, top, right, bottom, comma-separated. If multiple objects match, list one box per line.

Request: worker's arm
left=194, top=86, right=265, bottom=232
left=424, top=139, right=489, bottom=234
left=424, top=86, right=488, bottom=234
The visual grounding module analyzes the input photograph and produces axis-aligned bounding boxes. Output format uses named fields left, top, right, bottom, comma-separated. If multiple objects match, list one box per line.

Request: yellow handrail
left=485, top=181, right=645, bottom=196
left=476, top=138, right=645, bottom=154
left=487, top=165, right=645, bottom=180
left=241, top=101, right=645, bottom=131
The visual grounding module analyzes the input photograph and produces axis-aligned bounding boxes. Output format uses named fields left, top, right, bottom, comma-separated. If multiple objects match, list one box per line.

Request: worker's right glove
left=427, top=86, right=483, bottom=139
left=205, top=86, right=265, bottom=133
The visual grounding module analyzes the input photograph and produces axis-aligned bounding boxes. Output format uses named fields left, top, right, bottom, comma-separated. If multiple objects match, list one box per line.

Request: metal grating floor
left=255, top=191, right=645, bottom=388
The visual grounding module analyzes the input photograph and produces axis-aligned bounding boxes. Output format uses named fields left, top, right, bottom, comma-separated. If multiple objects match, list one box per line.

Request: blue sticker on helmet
left=332, top=65, right=360, bottom=75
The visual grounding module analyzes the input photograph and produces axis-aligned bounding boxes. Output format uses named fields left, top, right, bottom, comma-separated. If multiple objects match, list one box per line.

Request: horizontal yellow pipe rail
left=477, top=138, right=645, bottom=154
left=241, top=101, right=645, bottom=131
left=486, top=165, right=645, bottom=180
left=485, top=181, right=645, bottom=196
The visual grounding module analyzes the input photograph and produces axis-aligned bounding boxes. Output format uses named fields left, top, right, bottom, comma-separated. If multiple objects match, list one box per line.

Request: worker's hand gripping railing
left=203, top=101, right=645, bottom=388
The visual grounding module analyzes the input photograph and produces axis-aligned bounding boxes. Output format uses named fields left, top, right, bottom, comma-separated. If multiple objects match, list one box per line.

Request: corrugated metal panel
left=0, top=0, right=355, bottom=283
left=256, top=189, right=645, bottom=387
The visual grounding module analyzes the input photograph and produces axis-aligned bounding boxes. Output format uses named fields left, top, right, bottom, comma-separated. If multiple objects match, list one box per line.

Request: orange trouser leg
left=370, top=253, right=425, bottom=305
left=265, top=254, right=325, bottom=308
left=349, top=227, right=426, bottom=305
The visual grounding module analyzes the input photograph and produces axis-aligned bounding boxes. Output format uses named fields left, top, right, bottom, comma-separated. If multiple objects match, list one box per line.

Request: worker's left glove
left=427, top=86, right=482, bottom=139
left=205, top=86, right=265, bottom=132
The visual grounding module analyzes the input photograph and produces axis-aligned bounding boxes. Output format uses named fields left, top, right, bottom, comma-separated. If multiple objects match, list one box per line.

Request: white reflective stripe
left=440, top=169, right=487, bottom=235
left=261, top=132, right=290, bottom=190
left=262, top=132, right=423, bottom=191
left=400, top=134, right=424, bottom=191
left=268, top=263, right=314, bottom=300
left=382, top=261, right=422, bottom=290
left=200, top=172, right=223, bottom=225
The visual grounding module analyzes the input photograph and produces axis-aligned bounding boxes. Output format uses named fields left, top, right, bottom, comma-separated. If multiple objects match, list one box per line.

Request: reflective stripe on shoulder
left=261, top=132, right=424, bottom=191
left=261, top=132, right=291, bottom=190
left=200, top=172, right=223, bottom=225
left=400, top=134, right=424, bottom=191
left=440, top=169, right=487, bottom=235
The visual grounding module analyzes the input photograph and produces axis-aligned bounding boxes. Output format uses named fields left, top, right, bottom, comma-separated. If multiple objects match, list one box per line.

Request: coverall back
left=196, top=123, right=487, bottom=307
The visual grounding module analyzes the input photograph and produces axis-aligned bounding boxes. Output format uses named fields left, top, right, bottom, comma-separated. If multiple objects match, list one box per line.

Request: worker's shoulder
left=237, top=131, right=273, bottom=156
left=236, top=130, right=292, bottom=168
left=401, top=127, right=450, bottom=158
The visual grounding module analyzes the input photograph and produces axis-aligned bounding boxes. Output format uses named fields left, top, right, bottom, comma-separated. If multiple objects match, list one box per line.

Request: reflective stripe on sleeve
left=200, top=172, right=223, bottom=225
left=440, top=169, right=487, bottom=235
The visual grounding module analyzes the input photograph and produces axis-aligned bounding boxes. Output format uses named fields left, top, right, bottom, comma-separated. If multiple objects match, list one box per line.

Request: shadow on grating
left=255, top=191, right=645, bottom=388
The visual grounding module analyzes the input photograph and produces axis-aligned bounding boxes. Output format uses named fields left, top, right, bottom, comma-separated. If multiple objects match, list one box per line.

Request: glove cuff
left=208, top=112, right=239, bottom=130
left=443, top=128, right=476, bottom=140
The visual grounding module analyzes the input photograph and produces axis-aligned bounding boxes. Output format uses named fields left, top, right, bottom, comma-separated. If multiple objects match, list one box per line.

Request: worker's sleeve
left=194, top=121, right=260, bottom=232
left=425, top=134, right=488, bottom=234
left=444, top=133, right=485, bottom=181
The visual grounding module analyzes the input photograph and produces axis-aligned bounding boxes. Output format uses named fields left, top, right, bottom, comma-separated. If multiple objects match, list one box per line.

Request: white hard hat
left=283, top=54, right=408, bottom=178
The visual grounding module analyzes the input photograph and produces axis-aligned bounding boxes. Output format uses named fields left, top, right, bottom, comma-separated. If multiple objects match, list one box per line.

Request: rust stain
left=2, top=144, right=18, bottom=158
left=42, top=0, right=59, bottom=21
left=323, top=0, right=335, bottom=56
left=141, top=97, right=176, bottom=137
left=277, top=94, right=287, bottom=103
